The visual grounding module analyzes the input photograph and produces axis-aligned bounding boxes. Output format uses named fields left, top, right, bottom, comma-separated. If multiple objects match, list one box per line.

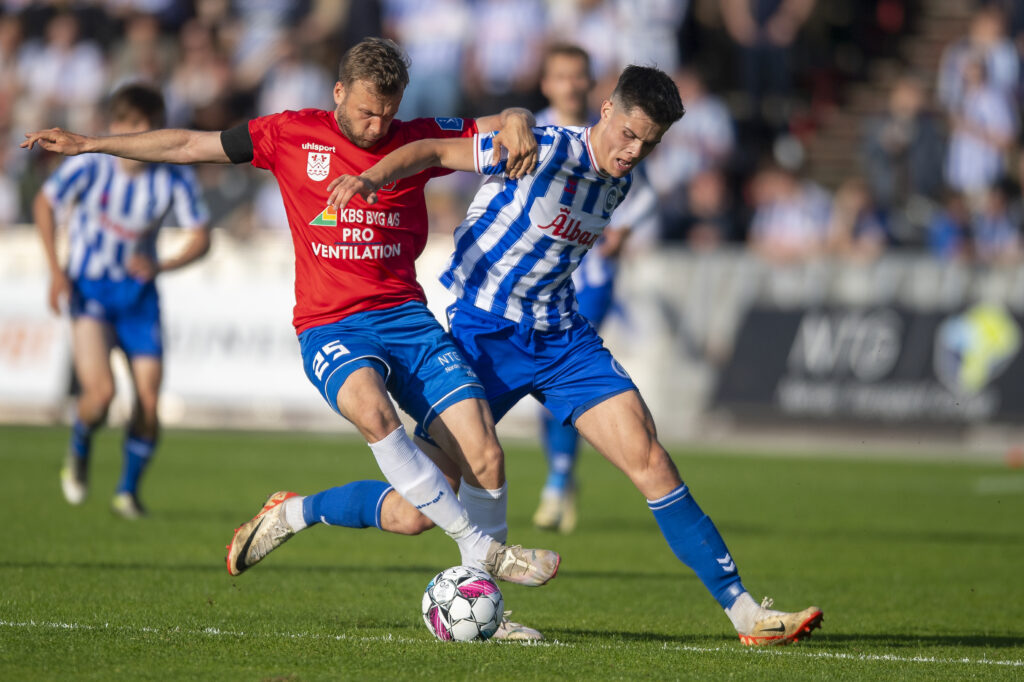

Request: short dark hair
left=542, top=43, right=592, bottom=80
left=611, top=65, right=685, bottom=126
left=338, top=37, right=410, bottom=96
left=108, top=83, right=165, bottom=128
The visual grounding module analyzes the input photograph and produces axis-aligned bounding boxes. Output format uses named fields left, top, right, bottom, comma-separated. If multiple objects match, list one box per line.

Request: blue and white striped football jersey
left=440, top=126, right=632, bottom=331
left=42, top=154, right=209, bottom=283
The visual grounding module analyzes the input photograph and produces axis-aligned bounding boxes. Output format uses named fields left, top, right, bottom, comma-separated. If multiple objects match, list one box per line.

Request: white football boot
left=226, top=491, right=299, bottom=576
left=111, top=491, right=147, bottom=520
left=482, top=542, right=561, bottom=587
left=491, top=611, right=544, bottom=641
left=60, top=451, right=88, bottom=505
left=737, top=597, right=823, bottom=646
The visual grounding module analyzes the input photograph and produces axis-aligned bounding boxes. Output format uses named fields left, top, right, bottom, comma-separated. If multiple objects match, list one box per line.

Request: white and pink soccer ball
left=421, top=566, right=504, bottom=641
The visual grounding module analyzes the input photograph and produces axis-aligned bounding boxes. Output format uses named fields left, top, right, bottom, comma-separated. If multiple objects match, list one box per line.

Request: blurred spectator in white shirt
left=462, top=0, right=546, bottom=114
left=546, top=0, right=619, bottom=86
left=231, top=0, right=301, bottom=92
left=613, top=0, right=688, bottom=73
left=644, top=67, right=734, bottom=236
left=937, top=5, right=1019, bottom=114
left=945, top=53, right=1017, bottom=200
left=825, top=177, right=888, bottom=263
left=548, top=0, right=688, bottom=110
left=256, top=36, right=333, bottom=116
left=646, top=67, right=734, bottom=196
left=165, top=19, right=232, bottom=128
left=17, top=11, right=107, bottom=133
left=383, top=0, right=469, bottom=119
left=109, top=12, right=177, bottom=87
left=747, top=163, right=831, bottom=264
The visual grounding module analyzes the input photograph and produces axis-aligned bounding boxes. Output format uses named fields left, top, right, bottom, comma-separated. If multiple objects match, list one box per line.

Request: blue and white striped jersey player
left=530, top=43, right=657, bottom=534
left=329, top=64, right=824, bottom=646
left=33, top=84, right=212, bottom=519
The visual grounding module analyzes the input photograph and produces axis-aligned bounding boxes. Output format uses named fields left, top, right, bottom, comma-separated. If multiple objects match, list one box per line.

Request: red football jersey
left=248, top=109, right=477, bottom=333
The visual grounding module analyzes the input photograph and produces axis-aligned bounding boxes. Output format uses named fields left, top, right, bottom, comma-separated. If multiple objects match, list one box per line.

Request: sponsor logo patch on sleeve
left=434, top=117, right=464, bottom=132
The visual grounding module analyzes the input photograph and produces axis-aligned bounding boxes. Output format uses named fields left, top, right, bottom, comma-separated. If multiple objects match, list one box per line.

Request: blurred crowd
left=4, top=0, right=1024, bottom=268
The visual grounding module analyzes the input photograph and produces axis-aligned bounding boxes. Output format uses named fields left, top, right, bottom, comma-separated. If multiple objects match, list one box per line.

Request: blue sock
left=648, top=484, right=745, bottom=609
left=70, top=419, right=94, bottom=460
left=302, top=481, right=393, bottom=530
left=116, top=434, right=156, bottom=495
left=541, top=412, right=578, bottom=494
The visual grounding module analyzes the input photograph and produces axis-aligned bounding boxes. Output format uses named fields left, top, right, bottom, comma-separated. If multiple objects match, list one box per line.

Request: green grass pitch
left=2, top=424, right=1023, bottom=680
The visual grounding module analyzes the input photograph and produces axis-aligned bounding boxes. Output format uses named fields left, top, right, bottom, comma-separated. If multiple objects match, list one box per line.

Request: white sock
left=724, top=591, right=762, bottom=633
left=368, top=427, right=492, bottom=566
left=448, top=517, right=494, bottom=571
left=459, top=479, right=508, bottom=544
left=282, top=495, right=307, bottom=532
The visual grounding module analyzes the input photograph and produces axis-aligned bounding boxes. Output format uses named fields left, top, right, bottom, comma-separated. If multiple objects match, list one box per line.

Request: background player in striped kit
left=327, top=64, right=824, bottom=646
left=33, top=83, right=212, bottom=519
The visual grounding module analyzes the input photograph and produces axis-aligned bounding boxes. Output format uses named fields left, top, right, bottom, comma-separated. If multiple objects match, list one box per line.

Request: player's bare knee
left=405, top=512, right=435, bottom=535
left=379, top=490, right=435, bottom=535
left=347, top=404, right=402, bottom=443
left=454, top=437, right=504, bottom=489
left=94, top=382, right=116, bottom=408
left=392, top=505, right=435, bottom=535
left=628, top=442, right=677, bottom=497
left=80, top=383, right=115, bottom=420
left=472, top=439, right=505, bottom=485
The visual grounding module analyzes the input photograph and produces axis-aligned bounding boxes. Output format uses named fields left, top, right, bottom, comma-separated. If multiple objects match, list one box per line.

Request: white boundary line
left=2, top=619, right=1022, bottom=668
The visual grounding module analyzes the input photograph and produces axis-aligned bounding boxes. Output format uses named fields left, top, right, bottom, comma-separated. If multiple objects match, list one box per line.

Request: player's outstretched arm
left=21, top=128, right=230, bottom=164
left=327, top=137, right=476, bottom=209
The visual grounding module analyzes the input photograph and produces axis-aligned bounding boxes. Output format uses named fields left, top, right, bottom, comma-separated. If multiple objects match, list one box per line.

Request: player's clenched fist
left=21, top=128, right=91, bottom=155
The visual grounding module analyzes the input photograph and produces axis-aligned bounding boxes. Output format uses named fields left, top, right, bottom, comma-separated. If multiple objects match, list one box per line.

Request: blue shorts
left=70, top=278, right=162, bottom=357
left=441, top=299, right=636, bottom=428
left=298, top=301, right=487, bottom=432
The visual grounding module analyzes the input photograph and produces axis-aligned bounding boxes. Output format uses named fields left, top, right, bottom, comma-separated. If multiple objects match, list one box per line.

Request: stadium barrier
left=0, top=234, right=70, bottom=423
left=3, top=228, right=1024, bottom=453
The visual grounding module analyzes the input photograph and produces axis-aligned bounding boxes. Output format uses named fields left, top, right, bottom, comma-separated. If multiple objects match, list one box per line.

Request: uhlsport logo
left=303, top=142, right=335, bottom=181
left=934, top=303, right=1021, bottom=395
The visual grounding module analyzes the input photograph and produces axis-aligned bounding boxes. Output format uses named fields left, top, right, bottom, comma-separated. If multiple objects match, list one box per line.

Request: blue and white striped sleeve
left=473, top=131, right=506, bottom=176
left=41, top=155, right=94, bottom=210
left=472, top=128, right=558, bottom=176
left=169, top=166, right=211, bottom=230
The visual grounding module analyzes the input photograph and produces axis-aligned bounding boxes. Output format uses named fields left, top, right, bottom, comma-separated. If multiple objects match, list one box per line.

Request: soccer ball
left=421, top=566, right=504, bottom=641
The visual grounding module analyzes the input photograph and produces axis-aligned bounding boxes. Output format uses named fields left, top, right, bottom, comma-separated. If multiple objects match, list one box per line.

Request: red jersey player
left=23, top=39, right=560, bottom=636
